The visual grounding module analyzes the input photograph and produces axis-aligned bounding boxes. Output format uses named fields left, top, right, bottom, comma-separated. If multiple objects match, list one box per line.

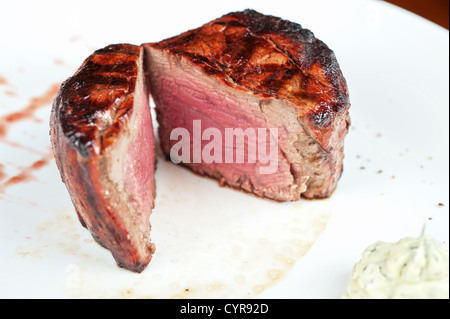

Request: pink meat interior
left=124, top=82, right=155, bottom=226
left=147, top=49, right=300, bottom=201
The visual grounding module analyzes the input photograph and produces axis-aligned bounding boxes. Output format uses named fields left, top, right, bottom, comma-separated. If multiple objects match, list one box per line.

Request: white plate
left=0, top=0, right=448, bottom=299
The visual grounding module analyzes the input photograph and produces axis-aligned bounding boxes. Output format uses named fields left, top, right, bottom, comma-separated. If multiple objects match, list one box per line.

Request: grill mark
left=173, top=51, right=223, bottom=75
left=83, top=60, right=138, bottom=77
left=258, top=62, right=298, bottom=94
left=151, top=9, right=349, bottom=131
left=213, top=20, right=247, bottom=28
left=56, top=44, right=140, bottom=157
left=265, top=37, right=305, bottom=71
left=232, top=32, right=259, bottom=70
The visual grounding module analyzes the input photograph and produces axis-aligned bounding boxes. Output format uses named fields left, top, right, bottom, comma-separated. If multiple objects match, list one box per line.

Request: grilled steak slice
left=50, top=44, right=156, bottom=273
left=144, top=9, right=350, bottom=201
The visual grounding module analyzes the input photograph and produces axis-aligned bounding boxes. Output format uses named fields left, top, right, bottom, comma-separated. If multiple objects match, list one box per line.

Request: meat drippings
left=0, top=164, right=5, bottom=181
left=16, top=158, right=332, bottom=298
left=0, top=84, right=59, bottom=195
left=0, top=154, right=53, bottom=193
left=0, top=84, right=60, bottom=139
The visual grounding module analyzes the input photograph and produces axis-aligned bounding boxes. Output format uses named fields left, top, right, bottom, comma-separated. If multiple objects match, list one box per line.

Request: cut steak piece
left=50, top=10, right=351, bottom=272
left=50, top=44, right=156, bottom=273
left=144, top=9, right=351, bottom=201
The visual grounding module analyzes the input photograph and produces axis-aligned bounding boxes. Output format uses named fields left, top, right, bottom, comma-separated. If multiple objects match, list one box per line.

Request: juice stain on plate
left=0, top=75, right=8, bottom=86
left=0, top=83, right=60, bottom=139
left=5, top=82, right=331, bottom=298
left=0, top=83, right=59, bottom=194
left=0, top=153, right=53, bottom=193
left=15, top=157, right=332, bottom=299
left=0, top=164, right=5, bottom=181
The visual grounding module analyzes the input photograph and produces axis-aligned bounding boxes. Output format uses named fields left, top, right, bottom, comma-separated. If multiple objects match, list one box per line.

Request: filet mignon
left=50, top=10, right=351, bottom=273
left=50, top=44, right=156, bottom=273
left=144, top=9, right=350, bottom=201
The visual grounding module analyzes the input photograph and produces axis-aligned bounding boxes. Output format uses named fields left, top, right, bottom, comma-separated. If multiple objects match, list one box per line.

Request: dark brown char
left=146, top=9, right=351, bottom=200
left=49, top=10, right=351, bottom=273
left=50, top=44, right=156, bottom=273
left=151, top=9, right=350, bottom=152
left=55, top=44, right=140, bottom=157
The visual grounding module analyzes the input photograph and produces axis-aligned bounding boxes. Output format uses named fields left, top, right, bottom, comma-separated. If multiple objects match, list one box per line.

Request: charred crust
left=150, top=9, right=350, bottom=129
left=53, top=44, right=141, bottom=157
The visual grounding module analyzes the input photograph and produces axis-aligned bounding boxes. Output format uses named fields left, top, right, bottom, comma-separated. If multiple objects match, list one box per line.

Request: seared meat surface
left=145, top=10, right=350, bottom=201
left=50, top=10, right=351, bottom=272
left=51, top=44, right=156, bottom=273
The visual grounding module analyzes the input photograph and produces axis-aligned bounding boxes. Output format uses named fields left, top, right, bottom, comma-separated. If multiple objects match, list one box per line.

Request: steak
left=50, top=44, right=156, bottom=273
left=144, top=9, right=350, bottom=201
left=50, top=10, right=351, bottom=272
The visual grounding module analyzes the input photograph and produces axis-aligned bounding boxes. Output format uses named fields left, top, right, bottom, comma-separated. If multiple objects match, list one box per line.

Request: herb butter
left=343, top=235, right=449, bottom=299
